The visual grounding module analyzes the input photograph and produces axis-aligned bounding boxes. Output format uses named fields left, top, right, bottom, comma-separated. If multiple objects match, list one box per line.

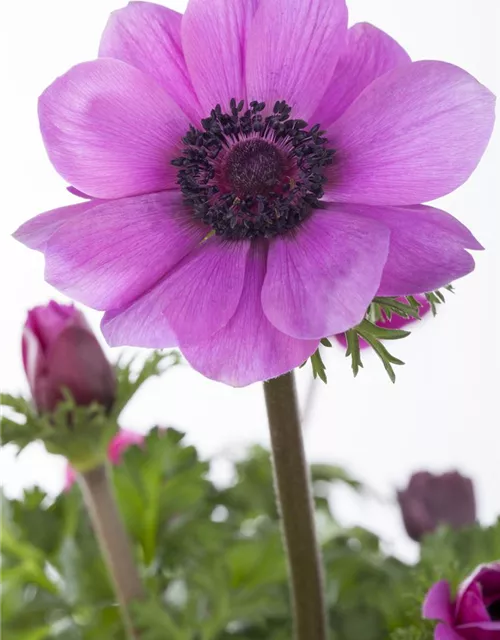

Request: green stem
left=263, top=372, right=328, bottom=640
left=79, top=464, right=145, bottom=639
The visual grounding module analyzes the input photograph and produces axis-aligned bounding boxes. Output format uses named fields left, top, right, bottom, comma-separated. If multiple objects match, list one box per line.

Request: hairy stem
left=79, top=464, right=145, bottom=639
left=264, top=372, right=328, bottom=640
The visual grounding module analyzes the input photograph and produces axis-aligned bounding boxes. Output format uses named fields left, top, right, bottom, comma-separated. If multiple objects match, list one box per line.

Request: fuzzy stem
left=79, top=464, right=145, bottom=639
left=263, top=372, right=328, bottom=640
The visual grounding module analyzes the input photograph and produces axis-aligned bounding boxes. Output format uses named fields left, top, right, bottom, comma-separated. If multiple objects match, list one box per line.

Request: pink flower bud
left=22, top=301, right=116, bottom=413
left=397, top=471, right=476, bottom=542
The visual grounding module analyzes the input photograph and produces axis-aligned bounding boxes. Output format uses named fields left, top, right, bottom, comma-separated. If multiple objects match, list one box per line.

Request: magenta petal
left=162, top=237, right=250, bottom=343
left=347, top=204, right=481, bottom=296
left=435, top=624, right=464, bottom=640
left=99, top=2, right=201, bottom=122
left=102, top=237, right=249, bottom=347
left=182, top=0, right=257, bottom=112
left=101, top=291, right=178, bottom=349
left=66, top=186, right=92, bottom=199
left=261, top=209, right=390, bottom=339
left=39, top=58, right=189, bottom=199
left=312, top=22, right=411, bottom=128
left=459, top=621, right=500, bottom=639
left=44, top=192, right=206, bottom=310
left=13, top=200, right=99, bottom=252
left=325, top=61, right=496, bottom=205
left=423, top=581, right=454, bottom=625
left=182, top=242, right=319, bottom=386
left=246, top=0, right=348, bottom=119
left=456, top=585, right=491, bottom=625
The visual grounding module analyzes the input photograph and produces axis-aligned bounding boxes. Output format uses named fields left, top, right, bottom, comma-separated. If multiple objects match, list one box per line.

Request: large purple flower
left=15, top=0, right=495, bottom=386
left=423, top=564, right=500, bottom=639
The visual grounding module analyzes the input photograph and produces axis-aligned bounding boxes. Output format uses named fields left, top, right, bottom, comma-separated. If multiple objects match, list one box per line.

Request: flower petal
left=99, top=2, right=201, bottom=121
left=456, top=585, right=490, bottom=625
left=345, top=204, right=482, bottom=296
left=423, top=581, right=454, bottom=625
left=434, top=624, right=464, bottom=640
left=161, top=237, right=250, bottom=343
left=101, top=290, right=178, bottom=349
left=246, top=0, right=348, bottom=119
left=459, top=621, right=500, bottom=639
left=182, top=242, right=319, bottom=386
left=102, top=236, right=249, bottom=348
left=39, top=58, right=188, bottom=199
left=312, top=22, right=411, bottom=128
left=325, top=61, right=495, bottom=205
left=44, top=192, right=206, bottom=310
left=261, top=209, right=390, bottom=339
left=182, top=0, right=258, bottom=113
left=13, top=200, right=100, bottom=252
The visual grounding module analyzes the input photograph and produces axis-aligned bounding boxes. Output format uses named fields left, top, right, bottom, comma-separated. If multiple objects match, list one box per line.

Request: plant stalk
left=263, top=371, right=328, bottom=640
left=79, top=464, right=145, bottom=639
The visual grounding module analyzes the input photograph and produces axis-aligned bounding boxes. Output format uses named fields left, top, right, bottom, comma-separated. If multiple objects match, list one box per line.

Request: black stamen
left=172, top=100, right=335, bottom=240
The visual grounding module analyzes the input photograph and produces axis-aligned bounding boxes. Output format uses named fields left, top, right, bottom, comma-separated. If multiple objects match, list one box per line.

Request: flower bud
left=23, top=301, right=116, bottom=413
left=397, top=470, right=476, bottom=542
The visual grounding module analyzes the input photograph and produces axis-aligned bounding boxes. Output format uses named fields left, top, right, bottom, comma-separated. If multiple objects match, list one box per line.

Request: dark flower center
left=172, top=100, right=335, bottom=240
left=487, top=599, right=500, bottom=621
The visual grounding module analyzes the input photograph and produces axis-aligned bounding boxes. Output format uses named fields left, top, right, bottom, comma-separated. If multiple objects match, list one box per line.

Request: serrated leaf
left=357, top=320, right=410, bottom=341
left=345, top=329, right=363, bottom=378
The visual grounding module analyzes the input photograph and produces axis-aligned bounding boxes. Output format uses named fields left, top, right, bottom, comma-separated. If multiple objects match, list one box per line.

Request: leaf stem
left=79, top=464, right=145, bottom=639
left=263, top=372, right=328, bottom=640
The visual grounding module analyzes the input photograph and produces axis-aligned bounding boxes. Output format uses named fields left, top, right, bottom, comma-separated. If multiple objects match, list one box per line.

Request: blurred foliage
left=2, top=428, right=499, bottom=639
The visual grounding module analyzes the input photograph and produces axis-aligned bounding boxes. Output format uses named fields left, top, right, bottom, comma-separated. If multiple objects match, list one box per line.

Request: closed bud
left=22, top=301, right=116, bottom=413
left=397, top=470, right=476, bottom=542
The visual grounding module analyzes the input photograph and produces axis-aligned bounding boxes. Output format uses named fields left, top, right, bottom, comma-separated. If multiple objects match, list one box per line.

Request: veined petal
left=312, top=22, right=411, bottom=128
left=102, top=236, right=249, bottom=348
left=99, top=1, right=201, bottom=122
left=261, top=209, right=390, bottom=339
left=325, top=61, right=496, bottom=205
left=182, top=0, right=258, bottom=113
left=161, top=237, right=250, bottom=343
left=44, top=192, right=206, bottom=310
left=39, top=58, right=189, bottom=199
left=13, top=200, right=100, bottom=252
left=346, top=204, right=482, bottom=296
left=246, top=0, right=348, bottom=120
left=182, top=242, right=319, bottom=386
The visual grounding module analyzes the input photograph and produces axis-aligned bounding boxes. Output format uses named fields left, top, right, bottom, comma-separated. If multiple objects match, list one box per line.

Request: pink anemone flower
left=15, top=0, right=495, bottom=386
left=423, top=563, right=500, bottom=639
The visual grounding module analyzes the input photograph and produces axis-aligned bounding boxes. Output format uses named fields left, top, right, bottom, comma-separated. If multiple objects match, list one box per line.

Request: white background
left=1, top=0, right=498, bottom=561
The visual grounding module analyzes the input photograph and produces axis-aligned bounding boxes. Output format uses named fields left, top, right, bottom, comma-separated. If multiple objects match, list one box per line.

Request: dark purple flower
left=423, top=564, right=500, bottom=639
left=23, top=301, right=116, bottom=412
left=14, top=0, right=495, bottom=386
left=397, top=471, right=476, bottom=542
left=335, top=293, right=431, bottom=349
